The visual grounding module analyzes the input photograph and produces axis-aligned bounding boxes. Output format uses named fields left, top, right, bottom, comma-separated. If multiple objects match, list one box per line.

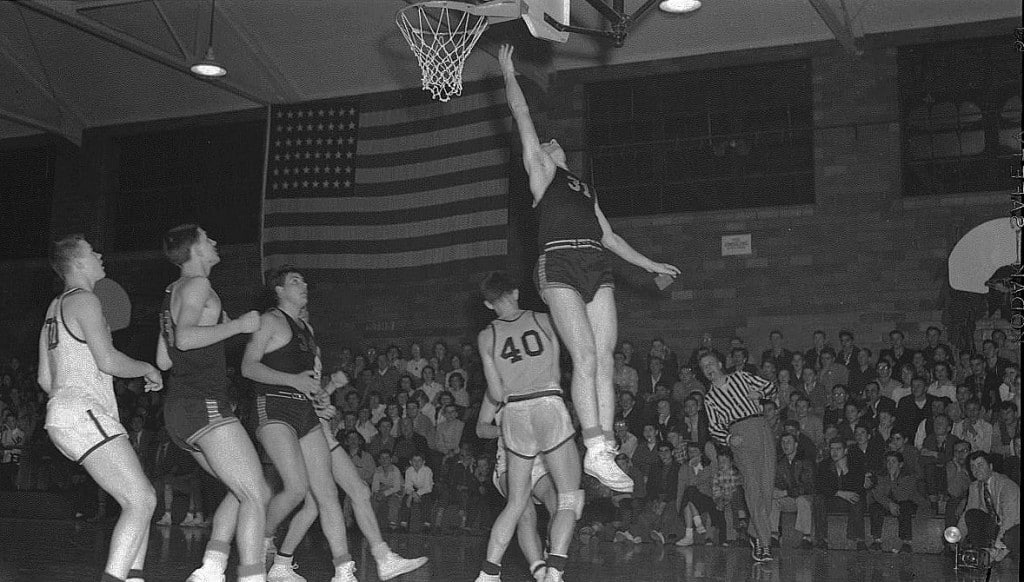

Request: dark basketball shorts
left=254, top=391, right=320, bottom=439
left=164, top=397, right=239, bottom=453
left=534, top=244, right=615, bottom=304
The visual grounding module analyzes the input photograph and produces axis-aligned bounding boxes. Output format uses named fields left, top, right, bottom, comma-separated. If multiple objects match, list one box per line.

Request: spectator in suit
left=648, top=338, right=679, bottom=382
left=862, top=382, right=895, bottom=428
left=151, top=428, right=204, bottom=527
left=836, top=330, right=860, bottom=371
left=873, top=409, right=897, bottom=449
left=957, top=451, right=1020, bottom=562
left=760, top=330, right=793, bottom=372
left=617, top=391, right=645, bottom=439
left=804, top=330, right=832, bottom=371
left=848, top=348, right=877, bottom=400
left=867, top=450, right=927, bottom=552
left=646, top=442, right=679, bottom=504
left=814, top=438, right=866, bottom=550
left=789, top=352, right=808, bottom=394
left=836, top=402, right=863, bottom=445
left=771, top=432, right=815, bottom=549
left=964, top=354, right=1000, bottom=413
left=638, top=356, right=667, bottom=403
left=879, top=330, right=915, bottom=373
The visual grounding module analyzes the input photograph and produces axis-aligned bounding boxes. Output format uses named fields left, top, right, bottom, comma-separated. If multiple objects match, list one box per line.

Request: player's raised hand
left=235, top=310, right=261, bottom=334
left=292, top=370, right=321, bottom=397
left=498, top=44, right=516, bottom=75
left=649, top=262, right=681, bottom=277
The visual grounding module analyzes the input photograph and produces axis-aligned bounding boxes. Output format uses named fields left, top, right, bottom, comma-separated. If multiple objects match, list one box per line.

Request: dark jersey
left=252, top=308, right=317, bottom=396
left=536, top=167, right=603, bottom=247
left=159, top=283, right=229, bottom=402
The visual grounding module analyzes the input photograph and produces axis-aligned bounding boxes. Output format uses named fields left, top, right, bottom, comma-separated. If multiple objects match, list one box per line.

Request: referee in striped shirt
left=700, top=352, right=778, bottom=562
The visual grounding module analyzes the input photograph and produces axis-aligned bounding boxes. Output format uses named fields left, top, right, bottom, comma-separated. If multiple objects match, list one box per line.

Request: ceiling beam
left=214, top=1, right=299, bottom=101
left=808, top=0, right=863, bottom=57
left=0, top=8, right=88, bottom=135
left=0, top=106, right=79, bottom=145
left=18, top=0, right=268, bottom=105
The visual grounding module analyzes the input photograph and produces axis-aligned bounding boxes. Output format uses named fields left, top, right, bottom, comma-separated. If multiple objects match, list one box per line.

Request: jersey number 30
left=500, top=330, right=545, bottom=363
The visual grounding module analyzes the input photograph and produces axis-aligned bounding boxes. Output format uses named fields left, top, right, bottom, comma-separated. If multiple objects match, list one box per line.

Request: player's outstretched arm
left=594, top=202, right=681, bottom=277
left=498, top=45, right=555, bottom=197
left=240, top=311, right=320, bottom=398
left=70, top=291, right=162, bottom=389
left=172, top=277, right=258, bottom=350
left=36, top=321, right=52, bottom=394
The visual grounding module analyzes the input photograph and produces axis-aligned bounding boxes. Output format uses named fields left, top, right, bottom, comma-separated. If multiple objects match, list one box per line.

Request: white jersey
left=43, top=288, right=118, bottom=428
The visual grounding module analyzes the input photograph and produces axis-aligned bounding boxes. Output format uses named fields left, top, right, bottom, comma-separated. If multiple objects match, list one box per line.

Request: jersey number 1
left=500, top=330, right=545, bottom=363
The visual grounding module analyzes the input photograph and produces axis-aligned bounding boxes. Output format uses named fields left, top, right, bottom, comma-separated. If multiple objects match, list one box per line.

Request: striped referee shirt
left=704, top=371, right=776, bottom=445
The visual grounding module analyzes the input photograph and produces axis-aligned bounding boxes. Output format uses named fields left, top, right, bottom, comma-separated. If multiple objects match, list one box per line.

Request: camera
left=944, top=527, right=992, bottom=570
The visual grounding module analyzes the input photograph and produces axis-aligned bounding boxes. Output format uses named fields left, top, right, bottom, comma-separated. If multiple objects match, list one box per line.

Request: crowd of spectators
left=1, top=325, right=1019, bottom=559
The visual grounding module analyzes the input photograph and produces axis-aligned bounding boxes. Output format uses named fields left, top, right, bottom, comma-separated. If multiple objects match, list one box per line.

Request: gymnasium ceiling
left=0, top=0, right=1020, bottom=145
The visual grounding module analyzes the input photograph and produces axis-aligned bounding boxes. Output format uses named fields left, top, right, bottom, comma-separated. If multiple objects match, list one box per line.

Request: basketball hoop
left=397, top=0, right=520, bottom=102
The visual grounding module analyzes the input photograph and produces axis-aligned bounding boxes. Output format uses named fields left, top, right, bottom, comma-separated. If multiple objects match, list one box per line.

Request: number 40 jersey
left=487, top=310, right=561, bottom=400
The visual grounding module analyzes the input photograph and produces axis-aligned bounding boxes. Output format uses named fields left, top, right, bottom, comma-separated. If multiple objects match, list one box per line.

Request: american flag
left=261, top=80, right=513, bottom=282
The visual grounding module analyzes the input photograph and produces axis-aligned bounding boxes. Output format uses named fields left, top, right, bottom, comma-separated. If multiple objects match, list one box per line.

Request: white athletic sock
left=583, top=436, right=605, bottom=450
left=238, top=575, right=265, bottom=582
left=202, top=550, right=229, bottom=573
left=273, top=553, right=293, bottom=567
left=371, top=541, right=390, bottom=562
left=693, top=515, right=704, bottom=529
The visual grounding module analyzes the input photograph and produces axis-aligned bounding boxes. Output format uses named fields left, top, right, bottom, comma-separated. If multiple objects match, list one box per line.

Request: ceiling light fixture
left=191, top=0, right=226, bottom=77
left=659, top=0, right=702, bottom=14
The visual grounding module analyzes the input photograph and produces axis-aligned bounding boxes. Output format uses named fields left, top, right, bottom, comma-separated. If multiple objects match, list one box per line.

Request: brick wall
left=1, top=37, right=1011, bottom=365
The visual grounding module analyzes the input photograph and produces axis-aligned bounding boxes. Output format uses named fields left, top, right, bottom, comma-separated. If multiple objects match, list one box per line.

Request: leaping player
left=498, top=44, right=680, bottom=493
left=474, top=271, right=580, bottom=582
left=241, top=266, right=427, bottom=582
left=38, top=235, right=164, bottom=582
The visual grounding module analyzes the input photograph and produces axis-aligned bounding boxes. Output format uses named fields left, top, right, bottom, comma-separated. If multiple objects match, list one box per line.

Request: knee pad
left=557, top=490, right=585, bottom=520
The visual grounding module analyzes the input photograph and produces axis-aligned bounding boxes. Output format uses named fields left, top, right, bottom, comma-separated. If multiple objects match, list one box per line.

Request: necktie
left=984, top=481, right=1000, bottom=524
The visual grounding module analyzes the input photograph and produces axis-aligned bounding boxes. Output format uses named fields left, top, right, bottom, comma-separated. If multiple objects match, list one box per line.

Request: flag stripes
left=261, top=80, right=512, bottom=276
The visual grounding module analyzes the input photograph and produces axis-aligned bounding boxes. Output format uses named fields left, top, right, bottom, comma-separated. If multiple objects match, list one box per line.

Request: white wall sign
left=721, top=234, right=752, bottom=256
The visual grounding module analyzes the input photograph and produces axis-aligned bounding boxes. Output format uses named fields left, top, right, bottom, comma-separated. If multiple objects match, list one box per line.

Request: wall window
left=585, top=60, right=814, bottom=217
left=899, top=35, right=1021, bottom=197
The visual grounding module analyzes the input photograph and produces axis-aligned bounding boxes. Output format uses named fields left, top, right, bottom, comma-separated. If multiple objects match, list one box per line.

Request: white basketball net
left=397, top=3, right=490, bottom=102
